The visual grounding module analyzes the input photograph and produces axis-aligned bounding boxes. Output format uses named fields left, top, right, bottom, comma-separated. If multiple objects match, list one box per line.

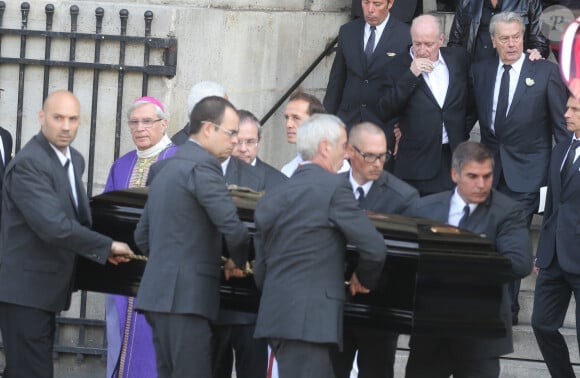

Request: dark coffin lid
left=75, top=188, right=511, bottom=338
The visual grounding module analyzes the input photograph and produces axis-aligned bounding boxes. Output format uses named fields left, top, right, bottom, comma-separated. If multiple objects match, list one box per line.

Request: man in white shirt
left=378, top=14, right=473, bottom=196
left=282, top=91, right=349, bottom=177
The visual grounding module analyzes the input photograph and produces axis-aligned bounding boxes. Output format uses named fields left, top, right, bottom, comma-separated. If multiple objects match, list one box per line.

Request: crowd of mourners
left=1, top=1, right=580, bottom=377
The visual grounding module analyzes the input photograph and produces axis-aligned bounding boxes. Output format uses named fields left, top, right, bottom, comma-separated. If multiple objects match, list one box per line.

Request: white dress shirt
left=448, top=188, right=478, bottom=227
left=410, top=47, right=450, bottom=144
left=491, top=53, right=525, bottom=132
left=50, top=144, right=78, bottom=207
left=348, top=171, right=373, bottom=199
left=364, top=13, right=390, bottom=52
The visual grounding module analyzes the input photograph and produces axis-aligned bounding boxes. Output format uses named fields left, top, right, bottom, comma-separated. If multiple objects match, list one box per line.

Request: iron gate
left=0, top=0, right=177, bottom=361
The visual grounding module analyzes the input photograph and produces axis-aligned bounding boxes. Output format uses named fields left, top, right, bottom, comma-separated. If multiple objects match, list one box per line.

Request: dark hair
left=452, top=141, right=495, bottom=173
left=238, top=109, right=262, bottom=138
left=189, top=96, right=237, bottom=135
left=288, top=90, right=326, bottom=116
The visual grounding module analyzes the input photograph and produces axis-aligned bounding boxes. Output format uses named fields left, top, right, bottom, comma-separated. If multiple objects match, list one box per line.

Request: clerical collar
left=137, top=134, right=172, bottom=159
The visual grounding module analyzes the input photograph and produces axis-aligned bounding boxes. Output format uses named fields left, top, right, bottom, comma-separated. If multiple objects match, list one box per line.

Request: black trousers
left=0, top=302, right=56, bottom=378
left=405, top=337, right=500, bottom=378
left=212, top=324, right=267, bottom=378
left=331, top=325, right=398, bottom=378
left=145, top=311, right=212, bottom=378
left=496, top=172, right=539, bottom=319
left=532, top=256, right=580, bottom=378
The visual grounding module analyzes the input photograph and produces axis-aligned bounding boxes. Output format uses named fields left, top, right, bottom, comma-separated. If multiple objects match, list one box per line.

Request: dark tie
left=494, top=64, right=512, bottom=132
left=364, top=26, right=376, bottom=62
left=357, top=187, right=365, bottom=204
left=561, top=139, right=580, bottom=181
left=458, top=204, right=470, bottom=228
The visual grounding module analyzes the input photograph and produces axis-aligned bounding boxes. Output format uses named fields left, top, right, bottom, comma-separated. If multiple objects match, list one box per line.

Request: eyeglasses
left=236, top=139, right=259, bottom=147
left=352, top=145, right=391, bottom=163
left=128, top=118, right=163, bottom=129
left=205, top=121, right=239, bottom=138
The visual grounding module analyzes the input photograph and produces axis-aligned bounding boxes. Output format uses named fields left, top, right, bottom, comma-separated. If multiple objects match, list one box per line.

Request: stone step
left=0, top=353, right=105, bottom=378
left=517, top=289, right=576, bottom=328
left=397, top=322, right=579, bottom=364
left=393, top=343, right=580, bottom=377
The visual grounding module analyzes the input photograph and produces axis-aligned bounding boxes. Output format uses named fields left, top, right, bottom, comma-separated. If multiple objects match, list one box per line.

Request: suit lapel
left=367, top=18, right=402, bottom=69
left=507, top=58, right=532, bottom=119
left=441, top=49, right=455, bottom=109
left=72, top=154, right=90, bottom=224
left=484, top=62, right=498, bottom=128
left=551, top=143, right=567, bottom=205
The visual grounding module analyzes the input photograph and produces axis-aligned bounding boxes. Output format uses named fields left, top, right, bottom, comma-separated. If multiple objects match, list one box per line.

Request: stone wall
left=0, top=0, right=351, bottom=191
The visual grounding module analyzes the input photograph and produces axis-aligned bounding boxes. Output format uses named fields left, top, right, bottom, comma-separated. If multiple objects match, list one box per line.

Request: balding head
left=39, top=90, right=81, bottom=154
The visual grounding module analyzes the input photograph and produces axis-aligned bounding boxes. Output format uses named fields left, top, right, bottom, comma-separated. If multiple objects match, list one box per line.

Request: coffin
left=75, top=188, right=512, bottom=338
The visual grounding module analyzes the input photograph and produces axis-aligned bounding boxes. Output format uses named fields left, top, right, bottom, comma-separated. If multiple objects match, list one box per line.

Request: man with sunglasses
left=333, top=122, right=418, bottom=378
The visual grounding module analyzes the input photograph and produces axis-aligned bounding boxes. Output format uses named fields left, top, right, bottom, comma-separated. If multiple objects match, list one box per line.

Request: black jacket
left=448, top=0, right=549, bottom=58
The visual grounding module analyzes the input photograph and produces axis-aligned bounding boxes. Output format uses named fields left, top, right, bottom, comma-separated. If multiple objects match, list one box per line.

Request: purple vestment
left=104, top=145, right=177, bottom=378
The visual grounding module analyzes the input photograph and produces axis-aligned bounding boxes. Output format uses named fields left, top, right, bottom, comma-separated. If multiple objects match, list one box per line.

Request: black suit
left=324, top=17, right=410, bottom=152
left=471, top=55, right=569, bottom=217
left=0, top=126, right=13, bottom=226
left=170, top=122, right=190, bottom=146
left=532, top=139, right=580, bottom=378
left=405, top=189, right=533, bottom=377
left=332, top=171, right=418, bottom=378
left=224, top=156, right=265, bottom=191
left=212, top=157, right=284, bottom=378
left=134, top=141, right=249, bottom=378
left=0, top=132, right=112, bottom=377
left=253, top=164, right=386, bottom=378
left=254, top=158, right=287, bottom=190
left=472, top=55, right=569, bottom=320
left=378, top=47, right=473, bottom=195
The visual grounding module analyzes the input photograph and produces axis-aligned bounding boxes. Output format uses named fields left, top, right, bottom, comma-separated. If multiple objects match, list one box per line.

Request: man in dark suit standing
left=532, top=94, right=580, bottom=378
left=324, top=0, right=410, bottom=154
left=332, top=122, right=418, bottom=378
left=134, top=96, right=249, bottom=378
left=378, top=14, right=473, bottom=196
left=471, top=11, right=569, bottom=323
left=0, top=125, right=13, bottom=225
left=406, top=141, right=533, bottom=378
left=213, top=110, right=286, bottom=378
left=253, top=114, right=387, bottom=378
left=232, top=110, right=287, bottom=190
left=0, top=90, right=134, bottom=378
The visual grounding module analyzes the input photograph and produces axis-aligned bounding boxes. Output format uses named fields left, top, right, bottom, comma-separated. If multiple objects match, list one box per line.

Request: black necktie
left=494, top=64, right=512, bottom=132
left=357, top=187, right=365, bottom=204
left=458, top=204, right=470, bottom=228
left=561, top=139, right=580, bottom=181
left=365, top=26, right=376, bottom=62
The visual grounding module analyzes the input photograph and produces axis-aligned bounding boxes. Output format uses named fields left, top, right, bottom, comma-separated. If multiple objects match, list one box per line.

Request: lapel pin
left=525, top=78, right=535, bottom=87
left=386, top=52, right=396, bottom=57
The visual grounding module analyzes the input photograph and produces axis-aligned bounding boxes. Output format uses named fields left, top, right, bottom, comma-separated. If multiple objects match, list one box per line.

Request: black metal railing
left=0, top=1, right=177, bottom=362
